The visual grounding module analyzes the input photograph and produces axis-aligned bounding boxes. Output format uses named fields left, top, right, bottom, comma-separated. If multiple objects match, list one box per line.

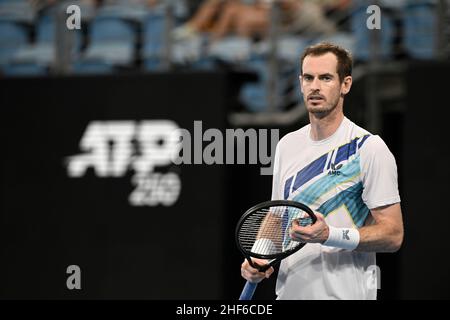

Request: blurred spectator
left=320, top=0, right=352, bottom=31
left=102, top=0, right=159, bottom=6
left=28, top=0, right=160, bottom=11
left=173, top=0, right=270, bottom=40
left=185, top=0, right=206, bottom=17
left=28, top=0, right=57, bottom=13
left=28, top=0, right=101, bottom=14
left=173, top=0, right=338, bottom=40
left=279, top=0, right=337, bottom=36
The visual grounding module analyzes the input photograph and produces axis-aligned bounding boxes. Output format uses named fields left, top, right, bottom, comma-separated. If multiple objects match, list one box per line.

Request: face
left=300, top=52, right=352, bottom=118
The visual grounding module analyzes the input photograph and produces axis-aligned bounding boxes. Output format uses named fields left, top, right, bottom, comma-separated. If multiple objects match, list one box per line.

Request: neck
left=309, top=105, right=344, bottom=141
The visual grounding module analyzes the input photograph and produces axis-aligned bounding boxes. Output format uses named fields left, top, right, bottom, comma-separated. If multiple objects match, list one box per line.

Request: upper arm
left=360, top=135, right=401, bottom=210
left=359, top=136, right=403, bottom=251
left=369, top=203, right=404, bottom=249
left=370, top=203, right=403, bottom=230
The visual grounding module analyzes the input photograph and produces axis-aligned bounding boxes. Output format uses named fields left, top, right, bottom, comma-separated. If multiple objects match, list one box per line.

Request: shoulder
left=361, top=135, right=392, bottom=155
left=345, top=117, right=372, bottom=138
left=277, top=124, right=309, bottom=151
left=359, top=135, right=397, bottom=169
left=342, top=118, right=391, bottom=155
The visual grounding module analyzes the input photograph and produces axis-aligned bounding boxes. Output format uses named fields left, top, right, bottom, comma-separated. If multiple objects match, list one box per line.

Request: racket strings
left=238, top=205, right=312, bottom=256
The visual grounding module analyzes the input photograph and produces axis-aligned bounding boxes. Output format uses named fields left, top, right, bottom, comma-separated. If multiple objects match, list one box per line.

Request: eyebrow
left=302, top=73, right=335, bottom=78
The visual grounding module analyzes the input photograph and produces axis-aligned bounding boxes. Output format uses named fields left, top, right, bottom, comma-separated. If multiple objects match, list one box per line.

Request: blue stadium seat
left=72, top=61, right=115, bottom=75
left=403, top=1, right=437, bottom=59
left=276, top=35, right=309, bottom=63
left=144, top=56, right=164, bottom=71
left=2, top=63, right=47, bottom=76
left=239, top=56, right=281, bottom=112
left=90, top=17, right=136, bottom=43
left=83, top=42, right=134, bottom=65
left=142, top=10, right=204, bottom=71
left=0, top=21, right=28, bottom=65
left=10, top=15, right=82, bottom=69
left=36, top=14, right=54, bottom=43
left=237, top=36, right=307, bottom=112
left=34, top=13, right=82, bottom=46
left=96, top=2, right=150, bottom=24
left=189, top=57, right=215, bottom=70
left=81, top=17, right=136, bottom=67
left=0, top=0, right=34, bottom=24
left=12, top=44, right=54, bottom=66
left=143, top=12, right=198, bottom=71
left=208, top=36, right=252, bottom=63
left=142, top=13, right=165, bottom=61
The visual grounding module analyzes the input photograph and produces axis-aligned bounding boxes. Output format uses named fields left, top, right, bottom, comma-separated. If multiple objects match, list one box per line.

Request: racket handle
left=239, top=281, right=258, bottom=300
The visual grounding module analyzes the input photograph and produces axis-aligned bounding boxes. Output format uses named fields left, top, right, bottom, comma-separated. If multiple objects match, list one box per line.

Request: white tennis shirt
left=271, top=117, right=401, bottom=300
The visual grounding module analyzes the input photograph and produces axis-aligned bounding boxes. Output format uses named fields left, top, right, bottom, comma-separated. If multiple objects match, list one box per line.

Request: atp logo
left=66, top=120, right=182, bottom=207
left=328, top=163, right=342, bottom=176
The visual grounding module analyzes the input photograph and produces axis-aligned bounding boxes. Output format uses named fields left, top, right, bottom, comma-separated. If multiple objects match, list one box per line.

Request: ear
left=341, top=76, right=352, bottom=96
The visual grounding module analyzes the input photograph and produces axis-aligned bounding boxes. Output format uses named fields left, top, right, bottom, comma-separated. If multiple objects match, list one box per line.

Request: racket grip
left=239, top=281, right=258, bottom=300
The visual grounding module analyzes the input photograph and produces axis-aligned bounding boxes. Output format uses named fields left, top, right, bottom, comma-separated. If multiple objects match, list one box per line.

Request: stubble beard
left=305, top=92, right=341, bottom=119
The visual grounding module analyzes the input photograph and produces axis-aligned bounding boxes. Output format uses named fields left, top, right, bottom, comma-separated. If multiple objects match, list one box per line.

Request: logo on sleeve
left=342, top=230, right=350, bottom=240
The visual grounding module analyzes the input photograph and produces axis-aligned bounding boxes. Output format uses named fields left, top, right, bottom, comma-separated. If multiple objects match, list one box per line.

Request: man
left=240, top=42, right=404, bottom=300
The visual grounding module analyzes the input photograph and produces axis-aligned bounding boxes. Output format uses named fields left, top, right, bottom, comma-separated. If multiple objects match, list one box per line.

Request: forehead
left=302, top=52, right=338, bottom=75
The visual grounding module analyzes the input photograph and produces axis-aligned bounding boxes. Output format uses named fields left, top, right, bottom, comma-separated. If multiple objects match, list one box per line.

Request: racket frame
left=235, top=200, right=316, bottom=271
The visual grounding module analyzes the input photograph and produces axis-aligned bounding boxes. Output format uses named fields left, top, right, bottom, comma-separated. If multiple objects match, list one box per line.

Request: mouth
left=308, top=95, right=325, bottom=103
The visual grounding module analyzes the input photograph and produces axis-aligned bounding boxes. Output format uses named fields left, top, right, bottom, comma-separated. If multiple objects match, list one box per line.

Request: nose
left=310, top=77, right=321, bottom=91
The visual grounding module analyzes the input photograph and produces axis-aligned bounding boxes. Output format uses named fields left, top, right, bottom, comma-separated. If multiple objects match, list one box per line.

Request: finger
left=290, top=221, right=317, bottom=242
left=241, top=259, right=272, bottom=282
left=289, top=229, right=307, bottom=242
left=241, top=267, right=266, bottom=283
left=265, top=267, right=275, bottom=278
left=251, top=258, right=270, bottom=269
left=291, top=219, right=303, bottom=232
left=242, top=259, right=269, bottom=275
left=290, top=220, right=309, bottom=236
left=241, top=260, right=259, bottom=274
left=292, top=211, right=325, bottom=232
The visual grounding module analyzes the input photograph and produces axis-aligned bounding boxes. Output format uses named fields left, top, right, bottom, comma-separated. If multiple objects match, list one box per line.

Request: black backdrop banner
left=3, top=63, right=450, bottom=300
left=0, top=73, right=232, bottom=299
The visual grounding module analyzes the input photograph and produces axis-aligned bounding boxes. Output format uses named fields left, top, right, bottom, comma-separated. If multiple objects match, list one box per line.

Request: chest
left=279, top=139, right=363, bottom=201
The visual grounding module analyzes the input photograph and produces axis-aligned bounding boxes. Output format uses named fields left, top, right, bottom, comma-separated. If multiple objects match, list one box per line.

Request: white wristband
left=323, top=226, right=360, bottom=251
left=251, top=238, right=277, bottom=255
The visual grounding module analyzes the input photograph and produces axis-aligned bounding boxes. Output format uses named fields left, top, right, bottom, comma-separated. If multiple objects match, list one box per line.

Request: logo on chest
left=328, top=163, right=343, bottom=176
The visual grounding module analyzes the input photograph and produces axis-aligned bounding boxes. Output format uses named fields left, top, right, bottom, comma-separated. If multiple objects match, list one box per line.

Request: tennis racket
left=236, top=200, right=317, bottom=300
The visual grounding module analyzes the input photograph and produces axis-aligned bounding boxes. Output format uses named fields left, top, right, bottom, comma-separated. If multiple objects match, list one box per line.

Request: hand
left=241, top=258, right=274, bottom=283
left=289, top=211, right=330, bottom=244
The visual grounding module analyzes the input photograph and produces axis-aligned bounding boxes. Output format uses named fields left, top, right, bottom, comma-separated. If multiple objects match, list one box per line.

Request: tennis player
left=241, top=42, right=404, bottom=300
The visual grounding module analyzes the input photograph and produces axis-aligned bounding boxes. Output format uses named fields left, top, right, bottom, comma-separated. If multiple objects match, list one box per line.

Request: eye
left=321, top=76, right=332, bottom=81
left=303, top=75, right=313, bottom=81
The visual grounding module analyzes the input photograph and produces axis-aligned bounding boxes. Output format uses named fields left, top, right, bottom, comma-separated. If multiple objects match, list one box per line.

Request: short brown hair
left=300, top=42, right=353, bottom=82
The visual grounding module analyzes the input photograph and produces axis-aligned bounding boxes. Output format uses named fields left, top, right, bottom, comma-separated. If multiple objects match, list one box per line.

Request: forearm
left=355, top=223, right=403, bottom=253
left=256, top=215, right=282, bottom=251
left=293, top=204, right=404, bottom=253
